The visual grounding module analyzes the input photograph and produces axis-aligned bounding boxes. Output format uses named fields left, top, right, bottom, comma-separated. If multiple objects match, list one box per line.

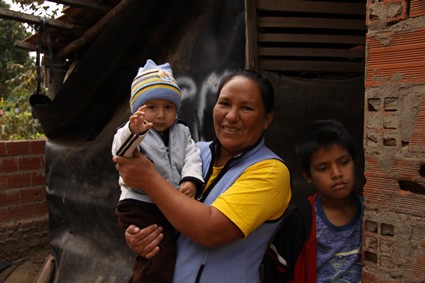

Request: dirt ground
left=0, top=246, right=52, bottom=283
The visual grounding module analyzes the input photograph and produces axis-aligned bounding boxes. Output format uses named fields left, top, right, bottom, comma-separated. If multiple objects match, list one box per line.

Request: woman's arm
left=113, top=150, right=243, bottom=247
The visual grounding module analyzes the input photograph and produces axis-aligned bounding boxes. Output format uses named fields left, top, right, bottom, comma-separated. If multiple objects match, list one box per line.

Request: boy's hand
left=129, top=105, right=153, bottom=135
left=179, top=181, right=197, bottom=198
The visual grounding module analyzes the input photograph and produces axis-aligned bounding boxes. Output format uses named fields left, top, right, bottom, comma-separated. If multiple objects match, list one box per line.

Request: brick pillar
left=363, top=0, right=425, bottom=281
left=0, top=140, right=49, bottom=264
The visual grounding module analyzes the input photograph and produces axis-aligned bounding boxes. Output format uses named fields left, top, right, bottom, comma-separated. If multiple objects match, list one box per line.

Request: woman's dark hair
left=216, top=70, right=274, bottom=113
left=295, top=119, right=357, bottom=178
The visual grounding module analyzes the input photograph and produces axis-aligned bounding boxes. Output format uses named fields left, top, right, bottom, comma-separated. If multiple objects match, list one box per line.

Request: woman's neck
left=214, top=150, right=233, bottom=167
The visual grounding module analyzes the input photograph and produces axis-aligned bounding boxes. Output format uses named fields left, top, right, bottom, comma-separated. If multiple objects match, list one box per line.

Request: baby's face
left=143, top=99, right=177, bottom=133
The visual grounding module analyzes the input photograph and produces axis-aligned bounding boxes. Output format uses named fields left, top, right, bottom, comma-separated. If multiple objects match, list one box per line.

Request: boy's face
left=305, top=143, right=355, bottom=200
left=144, top=99, right=177, bottom=133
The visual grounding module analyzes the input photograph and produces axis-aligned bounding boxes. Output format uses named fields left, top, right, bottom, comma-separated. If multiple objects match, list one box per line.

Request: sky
left=4, top=0, right=63, bottom=17
left=3, top=0, right=63, bottom=57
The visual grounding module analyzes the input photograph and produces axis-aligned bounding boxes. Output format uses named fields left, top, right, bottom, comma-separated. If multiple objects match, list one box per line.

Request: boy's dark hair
left=216, top=70, right=274, bottom=114
left=295, top=119, right=357, bottom=178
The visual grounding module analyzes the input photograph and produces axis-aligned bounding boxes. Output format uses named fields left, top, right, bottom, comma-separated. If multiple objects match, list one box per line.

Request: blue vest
left=173, top=138, right=284, bottom=283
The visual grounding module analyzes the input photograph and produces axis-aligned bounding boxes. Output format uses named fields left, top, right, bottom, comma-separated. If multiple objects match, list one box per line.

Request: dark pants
left=115, top=199, right=176, bottom=283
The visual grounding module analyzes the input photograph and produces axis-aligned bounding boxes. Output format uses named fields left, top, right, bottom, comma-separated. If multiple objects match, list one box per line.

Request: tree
left=0, top=0, right=45, bottom=140
left=0, top=0, right=34, bottom=102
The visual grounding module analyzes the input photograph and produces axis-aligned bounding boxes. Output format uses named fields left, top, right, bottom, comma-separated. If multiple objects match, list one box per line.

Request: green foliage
left=0, top=100, right=45, bottom=140
left=0, top=60, right=46, bottom=140
left=0, top=6, right=32, bottom=99
left=0, top=0, right=46, bottom=140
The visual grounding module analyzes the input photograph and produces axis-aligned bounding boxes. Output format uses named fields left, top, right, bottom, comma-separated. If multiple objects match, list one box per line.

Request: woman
left=113, top=70, right=292, bottom=282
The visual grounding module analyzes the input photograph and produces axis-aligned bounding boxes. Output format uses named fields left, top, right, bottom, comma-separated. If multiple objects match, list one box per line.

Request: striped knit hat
left=130, top=59, right=181, bottom=113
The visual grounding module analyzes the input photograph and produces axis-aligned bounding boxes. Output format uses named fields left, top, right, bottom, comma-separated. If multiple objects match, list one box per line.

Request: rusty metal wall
left=43, top=0, right=246, bottom=281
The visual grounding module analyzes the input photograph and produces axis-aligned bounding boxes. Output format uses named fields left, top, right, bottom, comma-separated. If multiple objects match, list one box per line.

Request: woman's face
left=213, top=76, right=273, bottom=156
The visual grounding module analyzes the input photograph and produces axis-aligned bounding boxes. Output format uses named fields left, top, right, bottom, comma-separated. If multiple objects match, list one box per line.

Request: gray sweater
left=112, top=121, right=203, bottom=203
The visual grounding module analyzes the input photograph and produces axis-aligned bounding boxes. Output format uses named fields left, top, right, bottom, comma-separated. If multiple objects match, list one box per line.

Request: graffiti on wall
left=177, top=69, right=230, bottom=141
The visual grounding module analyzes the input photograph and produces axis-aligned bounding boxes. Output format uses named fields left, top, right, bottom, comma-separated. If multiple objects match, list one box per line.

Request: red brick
left=18, top=156, right=44, bottom=171
left=0, top=158, right=18, bottom=172
left=6, top=141, right=31, bottom=156
left=6, top=173, right=31, bottom=188
left=0, top=142, right=6, bottom=157
left=0, top=202, right=48, bottom=222
left=366, top=0, right=408, bottom=26
left=0, top=189, right=19, bottom=205
left=365, top=28, right=425, bottom=87
left=31, top=172, right=46, bottom=187
left=362, top=270, right=379, bottom=283
left=0, top=176, right=6, bottom=189
left=409, top=96, right=425, bottom=152
left=0, top=206, right=14, bottom=222
left=0, top=187, right=45, bottom=205
left=20, top=187, right=46, bottom=202
left=30, top=140, right=46, bottom=155
left=391, top=158, right=423, bottom=179
left=410, top=0, right=425, bottom=17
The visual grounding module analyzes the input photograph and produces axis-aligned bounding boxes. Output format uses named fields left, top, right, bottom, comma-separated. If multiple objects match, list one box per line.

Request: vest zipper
left=195, top=264, right=205, bottom=283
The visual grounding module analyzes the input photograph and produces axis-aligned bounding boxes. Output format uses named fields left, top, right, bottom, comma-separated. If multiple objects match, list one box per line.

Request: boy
left=112, top=59, right=204, bottom=283
left=263, top=119, right=363, bottom=282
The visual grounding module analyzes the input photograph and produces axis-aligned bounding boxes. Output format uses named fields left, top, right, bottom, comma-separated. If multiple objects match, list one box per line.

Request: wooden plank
left=258, top=17, right=365, bottom=30
left=56, top=0, right=131, bottom=58
left=258, top=34, right=365, bottom=45
left=14, top=40, right=37, bottom=51
left=257, top=0, right=365, bottom=15
left=259, top=59, right=364, bottom=73
left=0, top=8, right=82, bottom=31
left=258, top=47, right=365, bottom=59
left=245, top=0, right=258, bottom=70
left=48, top=0, right=111, bottom=11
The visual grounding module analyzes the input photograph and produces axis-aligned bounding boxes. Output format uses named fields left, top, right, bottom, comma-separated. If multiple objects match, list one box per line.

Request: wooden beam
left=0, top=8, right=82, bottom=31
left=258, top=47, right=365, bottom=59
left=258, top=34, right=365, bottom=45
left=14, top=40, right=37, bottom=51
left=56, top=0, right=130, bottom=58
left=245, top=0, right=258, bottom=70
left=258, top=17, right=366, bottom=30
left=259, top=59, right=364, bottom=73
left=47, top=0, right=111, bottom=11
left=257, top=0, right=365, bottom=15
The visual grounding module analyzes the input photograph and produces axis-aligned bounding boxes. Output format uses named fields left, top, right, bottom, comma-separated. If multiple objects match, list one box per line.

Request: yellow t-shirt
left=208, top=159, right=292, bottom=237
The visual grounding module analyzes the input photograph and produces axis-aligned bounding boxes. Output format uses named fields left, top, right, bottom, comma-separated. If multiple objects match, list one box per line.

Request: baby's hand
left=179, top=181, right=196, bottom=198
left=129, top=105, right=153, bottom=135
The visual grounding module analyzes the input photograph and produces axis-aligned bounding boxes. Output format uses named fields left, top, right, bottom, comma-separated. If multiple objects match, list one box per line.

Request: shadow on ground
left=0, top=246, right=51, bottom=283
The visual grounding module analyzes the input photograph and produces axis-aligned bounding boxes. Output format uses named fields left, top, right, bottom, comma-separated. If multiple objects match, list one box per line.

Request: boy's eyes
left=145, top=104, right=175, bottom=110
left=314, top=158, right=352, bottom=171
left=316, top=165, right=328, bottom=171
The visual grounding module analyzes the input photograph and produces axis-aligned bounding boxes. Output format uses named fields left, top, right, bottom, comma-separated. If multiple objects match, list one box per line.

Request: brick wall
left=0, top=140, right=49, bottom=263
left=363, top=0, right=425, bottom=281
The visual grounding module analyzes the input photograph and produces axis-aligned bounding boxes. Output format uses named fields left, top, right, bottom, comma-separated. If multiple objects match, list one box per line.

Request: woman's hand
left=125, top=224, right=164, bottom=259
left=113, top=150, right=156, bottom=190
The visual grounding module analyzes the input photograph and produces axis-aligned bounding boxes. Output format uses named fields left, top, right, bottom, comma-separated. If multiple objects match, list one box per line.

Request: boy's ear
left=303, top=172, right=312, bottom=183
